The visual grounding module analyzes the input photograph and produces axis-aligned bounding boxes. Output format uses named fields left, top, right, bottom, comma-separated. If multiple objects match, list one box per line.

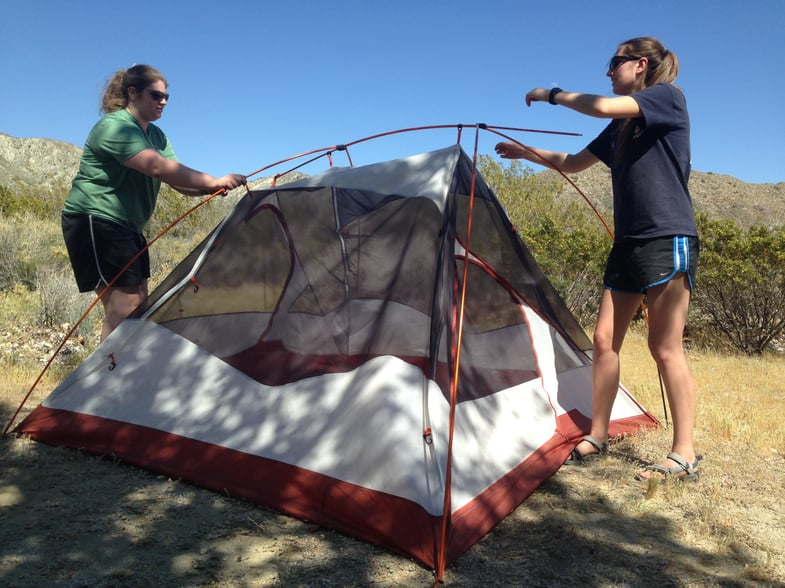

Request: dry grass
left=1, top=323, right=784, bottom=586
left=620, top=324, right=785, bottom=458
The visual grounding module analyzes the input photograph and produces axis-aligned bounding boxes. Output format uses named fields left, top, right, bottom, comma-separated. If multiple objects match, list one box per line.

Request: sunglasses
left=146, top=89, right=170, bottom=102
left=608, top=55, right=640, bottom=72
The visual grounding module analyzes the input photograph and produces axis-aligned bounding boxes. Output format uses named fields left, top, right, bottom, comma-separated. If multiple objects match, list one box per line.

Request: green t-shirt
left=64, top=109, right=178, bottom=232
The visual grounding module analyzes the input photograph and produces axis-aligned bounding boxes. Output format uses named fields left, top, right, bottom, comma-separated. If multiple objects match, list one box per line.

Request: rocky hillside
left=2, top=132, right=783, bottom=227
left=542, top=165, right=785, bottom=228
left=0, top=133, right=82, bottom=193
left=0, top=132, right=300, bottom=195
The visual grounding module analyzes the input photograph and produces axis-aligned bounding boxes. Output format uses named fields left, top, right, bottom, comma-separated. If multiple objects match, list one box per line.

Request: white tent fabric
left=18, top=144, right=657, bottom=570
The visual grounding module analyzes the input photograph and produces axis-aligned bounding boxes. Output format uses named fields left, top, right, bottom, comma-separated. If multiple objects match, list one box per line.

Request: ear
left=635, top=57, right=649, bottom=74
left=127, top=86, right=140, bottom=102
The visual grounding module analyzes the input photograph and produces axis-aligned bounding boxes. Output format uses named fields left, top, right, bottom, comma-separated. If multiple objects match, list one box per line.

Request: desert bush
left=35, top=267, right=97, bottom=335
left=0, top=219, right=28, bottom=290
left=0, top=211, right=98, bottom=340
left=691, top=213, right=785, bottom=354
left=0, top=180, right=67, bottom=220
left=0, top=213, right=68, bottom=290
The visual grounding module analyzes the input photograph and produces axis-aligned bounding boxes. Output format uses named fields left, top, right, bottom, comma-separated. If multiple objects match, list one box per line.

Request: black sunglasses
left=146, top=89, right=170, bottom=102
left=608, top=55, right=640, bottom=72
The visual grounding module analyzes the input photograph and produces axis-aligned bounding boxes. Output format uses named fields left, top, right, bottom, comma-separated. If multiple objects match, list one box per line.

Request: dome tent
left=17, top=143, right=657, bottom=577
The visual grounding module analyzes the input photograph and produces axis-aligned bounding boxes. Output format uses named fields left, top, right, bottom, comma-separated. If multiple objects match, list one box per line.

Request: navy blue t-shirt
left=587, top=83, right=697, bottom=241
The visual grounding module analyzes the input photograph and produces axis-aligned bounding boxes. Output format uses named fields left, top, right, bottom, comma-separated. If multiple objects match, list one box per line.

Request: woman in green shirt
left=63, top=64, right=246, bottom=341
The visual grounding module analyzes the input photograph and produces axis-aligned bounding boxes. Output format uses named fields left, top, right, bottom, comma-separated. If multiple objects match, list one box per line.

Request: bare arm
left=525, top=87, right=641, bottom=119
left=493, top=85, right=637, bottom=171
left=494, top=143, right=599, bottom=174
left=124, top=149, right=246, bottom=195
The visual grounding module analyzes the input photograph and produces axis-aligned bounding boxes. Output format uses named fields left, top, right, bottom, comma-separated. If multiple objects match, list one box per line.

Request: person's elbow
left=125, top=149, right=171, bottom=180
left=561, top=150, right=599, bottom=174
left=145, top=157, right=172, bottom=180
left=598, top=96, right=640, bottom=118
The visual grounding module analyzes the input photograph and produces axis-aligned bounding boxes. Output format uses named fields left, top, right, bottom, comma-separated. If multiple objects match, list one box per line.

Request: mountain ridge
left=2, top=132, right=783, bottom=227
left=540, top=165, right=785, bottom=228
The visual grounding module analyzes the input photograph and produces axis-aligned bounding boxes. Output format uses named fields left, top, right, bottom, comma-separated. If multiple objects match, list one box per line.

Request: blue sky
left=2, top=0, right=783, bottom=184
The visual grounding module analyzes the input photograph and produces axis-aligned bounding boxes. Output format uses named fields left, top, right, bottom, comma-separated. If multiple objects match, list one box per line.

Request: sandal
left=636, top=452, right=702, bottom=482
left=563, top=435, right=608, bottom=466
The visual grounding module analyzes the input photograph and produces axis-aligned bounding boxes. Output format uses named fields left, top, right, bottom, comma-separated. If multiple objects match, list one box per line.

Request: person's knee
left=593, top=325, right=616, bottom=356
left=103, top=286, right=147, bottom=318
left=647, top=338, right=685, bottom=367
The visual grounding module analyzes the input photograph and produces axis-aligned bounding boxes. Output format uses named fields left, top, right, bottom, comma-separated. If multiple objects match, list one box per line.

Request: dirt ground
left=1, top=410, right=783, bottom=587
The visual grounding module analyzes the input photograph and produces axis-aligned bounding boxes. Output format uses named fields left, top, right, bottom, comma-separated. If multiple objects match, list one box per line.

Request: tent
left=16, top=144, right=657, bottom=574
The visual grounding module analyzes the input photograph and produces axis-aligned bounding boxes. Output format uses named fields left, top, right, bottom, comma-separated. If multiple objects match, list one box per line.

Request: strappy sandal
left=563, top=435, right=609, bottom=466
left=636, top=452, right=702, bottom=482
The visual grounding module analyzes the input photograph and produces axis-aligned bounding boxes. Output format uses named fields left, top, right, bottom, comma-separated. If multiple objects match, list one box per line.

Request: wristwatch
left=548, top=87, right=563, bottom=105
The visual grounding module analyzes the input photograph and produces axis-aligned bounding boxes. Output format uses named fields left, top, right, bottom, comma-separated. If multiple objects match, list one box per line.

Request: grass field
left=1, top=313, right=784, bottom=586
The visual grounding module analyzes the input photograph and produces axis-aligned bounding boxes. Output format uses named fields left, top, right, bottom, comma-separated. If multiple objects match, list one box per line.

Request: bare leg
left=96, top=280, right=148, bottom=341
left=639, top=274, right=697, bottom=475
left=573, top=288, right=642, bottom=458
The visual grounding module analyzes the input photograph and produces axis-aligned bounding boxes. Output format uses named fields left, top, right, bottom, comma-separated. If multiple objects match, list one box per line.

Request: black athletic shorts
left=603, top=235, right=699, bottom=294
left=62, top=212, right=150, bottom=293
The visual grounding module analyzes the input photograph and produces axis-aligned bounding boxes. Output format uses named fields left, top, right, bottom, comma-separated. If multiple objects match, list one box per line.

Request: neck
left=125, top=105, right=149, bottom=131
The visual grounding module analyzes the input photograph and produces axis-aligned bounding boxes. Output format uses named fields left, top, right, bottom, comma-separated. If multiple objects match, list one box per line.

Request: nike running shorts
left=603, top=235, right=699, bottom=293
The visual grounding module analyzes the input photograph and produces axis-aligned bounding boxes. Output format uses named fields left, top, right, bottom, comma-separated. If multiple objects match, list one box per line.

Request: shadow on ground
left=0, top=400, right=772, bottom=587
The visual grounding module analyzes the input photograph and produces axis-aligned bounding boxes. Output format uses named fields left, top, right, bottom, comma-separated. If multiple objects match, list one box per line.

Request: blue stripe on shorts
left=648, top=236, right=693, bottom=290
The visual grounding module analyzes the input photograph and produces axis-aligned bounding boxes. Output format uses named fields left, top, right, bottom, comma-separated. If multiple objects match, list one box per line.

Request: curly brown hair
left=101, top=64, right=167, bottom=114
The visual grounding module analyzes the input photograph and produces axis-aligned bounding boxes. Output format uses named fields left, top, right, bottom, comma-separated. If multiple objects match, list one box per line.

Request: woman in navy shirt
left=496, top=37, right=700, bottom=481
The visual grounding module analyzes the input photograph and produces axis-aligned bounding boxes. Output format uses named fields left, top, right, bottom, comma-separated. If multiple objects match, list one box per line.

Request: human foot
left=635, top=452, right=701, bottom=482
left=563, top=435, right=608, bottom=466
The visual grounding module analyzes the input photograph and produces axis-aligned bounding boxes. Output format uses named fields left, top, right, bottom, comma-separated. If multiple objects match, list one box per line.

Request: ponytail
left=100, top=64, right=167, bottom=114
left=618, top=37, right=679, bottom=87
left=613, top=37, right=680, bottom=164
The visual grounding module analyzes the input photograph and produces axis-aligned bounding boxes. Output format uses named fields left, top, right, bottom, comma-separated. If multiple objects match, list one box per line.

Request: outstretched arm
left=525, top=87, right=640, bottom=119
left=124, top=148, right=246, bottom=195
left=494, top=143, right=599, bottom=174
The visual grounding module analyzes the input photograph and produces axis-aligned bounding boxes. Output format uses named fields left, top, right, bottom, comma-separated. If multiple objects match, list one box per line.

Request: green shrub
left=0, top=181, right=66, bottom=220
left=0, top=220, right=26, bottom=290
left=0, top=213, right=72, bottom=289
left=692, top=213, right=785, bottom=354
